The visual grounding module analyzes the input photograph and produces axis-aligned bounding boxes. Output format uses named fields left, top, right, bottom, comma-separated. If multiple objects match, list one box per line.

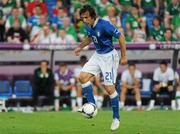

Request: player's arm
left=118, top=35, right=127, bottom=65
left=74, top=36, right=92, bottom=56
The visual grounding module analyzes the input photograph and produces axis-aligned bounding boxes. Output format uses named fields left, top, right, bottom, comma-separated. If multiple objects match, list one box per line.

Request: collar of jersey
left=93, top=18, right=99, bottom=28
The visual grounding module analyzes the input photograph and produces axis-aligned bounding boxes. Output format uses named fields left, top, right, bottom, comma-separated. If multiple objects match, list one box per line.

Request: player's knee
left=168, top=86, right=173, bottom=92
left=79, top=73, right=88, bottom=84
left=121, top=88, right=127, bottom=95
left=154, top=85, right=160, bottom=92
left=134, top=88, right=140, bottom=94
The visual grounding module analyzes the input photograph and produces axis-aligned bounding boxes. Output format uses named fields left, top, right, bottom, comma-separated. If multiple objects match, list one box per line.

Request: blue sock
left=82, top=81, right=95, bottom=104
left=110, top=91, right=119, bottom=119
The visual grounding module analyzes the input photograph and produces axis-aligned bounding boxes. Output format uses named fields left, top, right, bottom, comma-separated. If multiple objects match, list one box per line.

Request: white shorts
left=81, top=49, right=120, bottom=85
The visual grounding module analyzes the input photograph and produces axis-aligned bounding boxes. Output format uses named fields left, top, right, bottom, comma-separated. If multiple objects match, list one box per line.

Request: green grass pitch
left=0, top=111, right=180, bottom=134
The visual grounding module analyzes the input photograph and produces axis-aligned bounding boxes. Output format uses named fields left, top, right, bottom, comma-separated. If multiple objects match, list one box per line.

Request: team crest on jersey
left=97, top=31, right=100, bottom=37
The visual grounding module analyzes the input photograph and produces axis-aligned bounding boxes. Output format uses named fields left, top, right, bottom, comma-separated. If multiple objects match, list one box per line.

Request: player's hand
left=74, top=47, right=82, bottom=56
left=120, top=56, right=127, bottom=65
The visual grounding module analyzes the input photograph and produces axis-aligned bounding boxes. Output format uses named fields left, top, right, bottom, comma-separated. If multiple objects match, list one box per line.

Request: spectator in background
left=62, top=17, right=78, bottom=42
left=103, top=6, right=121, bottom=28
left=171, top=9, right=180, bottom=32
left=126, top=4, right=146, bottom=31
left=20, top=0, right=32, bottom=9
left=133, top=19, right=147, bottom=42
left=175, top=70, right=180, bottom=110
left=50, top=7, right=67, bottom=31
left=175, top=27, right=180, bottom=41
left=30, top=14, right=48, bottom=42
left=160, top=28, right=177, bottom=42
left=55, top=28, right=76, bottom=45
left=52, top=0, right=64, bottom=16
left=26, top=0, right=48, bottom=17
left=120, top=63, right=142, bottom=110
left=27, top=5, right=43, bottom=31
left=73, top=8, right=86, bottom=41
left=1, top=0, right=17, bottom=16
left=31, top=24, right=56, bottom=44
left=5, top=7, right=27, bottom=32
left=124, top=21, right=133, bottom=42
left=164, top=0, right=180, bottom=28
left=54, top=63, right=76, bottom=111
left=33, top=60, right=54, bottom=111
left=138, top=0, right=159, bottom=15
left=117, top=0, right=135, bottom=11
left=149, top=16, right=165, bottom=42
left=97, top=0, right=112, bottom=17
left=147, top=61, right=176, bottom=111
left=6, top=19, right=29, bottom=43
left=0, top=9, right=5, bottom=42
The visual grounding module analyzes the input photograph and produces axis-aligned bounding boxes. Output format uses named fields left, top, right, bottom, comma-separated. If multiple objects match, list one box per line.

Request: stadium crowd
left=0, top=0, right=180, bottom=44
left=0, top=0, right=180, bottom=112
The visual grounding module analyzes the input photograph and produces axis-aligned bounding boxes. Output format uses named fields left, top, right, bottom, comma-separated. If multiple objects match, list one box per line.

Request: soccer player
left=74, top=5, right=127, bottom=130
left=120, top=63, right=142, bottom=110
left=147, top=61, right=176, bottom=111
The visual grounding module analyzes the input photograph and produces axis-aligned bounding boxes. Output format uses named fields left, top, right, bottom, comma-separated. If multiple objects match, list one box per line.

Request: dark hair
left=80, top=55, right=87, bottom=63
left=59, top=62, right=67, bottom=67
left=165, top=28, right=172, bottom=33
left=132, top=4, right=139, bottom=9
left=160, top=60, right=168, bottom=66
left=40, top=60, right=49, bottom=65
left=80, top=4, right=96, bottom=19
left=128, top=63, right=136, bottom=67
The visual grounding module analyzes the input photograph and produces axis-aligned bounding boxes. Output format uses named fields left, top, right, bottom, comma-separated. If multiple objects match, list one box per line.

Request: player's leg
left=79, top=72, right=95, bottom=104
left=133, top=86, right=142, bottom=110
left=167, top=85, right=176, bottom=110
left=105, top=85, right=119, bottom=119
left=79, top=53, right=101, bottom=105
left=176, top=84, right=180, bottom=110
left=93, top=85, right=98, bottom=106
left=100, top=49, right=120, bottom=130
left=54, top=85, right=60, bottom=111
left=71, top=86, right=77, bottom=111
left=32, top=85, right=40, bottom=111
left=120, top=84, right=128, bottom=109
left=147, top=84, right=160, bottom=111
left=76, top=84, right=83, bottom=108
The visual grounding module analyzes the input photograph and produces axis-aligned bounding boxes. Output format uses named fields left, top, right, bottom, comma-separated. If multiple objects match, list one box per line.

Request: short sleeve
left=168, top=68, right=174, bottom=81
left=136, top=70, right=142, bottom=79
left=153, top=69, right=159, bottom=81
left=104, top=20, right=121, bottom=38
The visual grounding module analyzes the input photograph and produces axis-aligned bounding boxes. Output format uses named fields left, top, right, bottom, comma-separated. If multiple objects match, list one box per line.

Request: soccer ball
left=81, top=103, right=98, bottom=118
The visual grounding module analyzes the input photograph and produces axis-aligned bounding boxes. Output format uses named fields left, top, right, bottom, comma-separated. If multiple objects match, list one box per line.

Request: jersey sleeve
left=104, top=21, right=121, bottom=38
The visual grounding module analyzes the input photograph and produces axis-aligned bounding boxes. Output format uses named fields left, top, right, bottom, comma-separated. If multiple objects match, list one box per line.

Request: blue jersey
left=85, top=18, right=121, bottom=54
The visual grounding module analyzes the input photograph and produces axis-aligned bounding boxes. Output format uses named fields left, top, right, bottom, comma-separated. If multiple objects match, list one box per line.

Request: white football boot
left=110, top=118, right=120, bottom=131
